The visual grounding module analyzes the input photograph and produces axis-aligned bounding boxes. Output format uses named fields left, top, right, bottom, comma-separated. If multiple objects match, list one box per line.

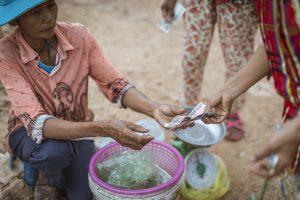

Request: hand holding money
left=161, top=0, right=178, bottom=23
left=165, top=103, right=214, bottom=130
left=158, top=2, right=185, bottom=33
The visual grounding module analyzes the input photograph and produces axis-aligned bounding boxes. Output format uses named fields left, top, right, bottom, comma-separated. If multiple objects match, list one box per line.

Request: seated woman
left=0, top=0, right=185, bottom=199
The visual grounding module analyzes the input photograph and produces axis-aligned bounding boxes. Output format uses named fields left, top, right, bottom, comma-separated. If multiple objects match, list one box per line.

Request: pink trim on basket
left=89, top=140, right=185, bottom=196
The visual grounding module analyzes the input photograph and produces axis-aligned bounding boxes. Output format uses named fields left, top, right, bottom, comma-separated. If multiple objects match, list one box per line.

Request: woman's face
left=17, top=0, right=58, bottom=40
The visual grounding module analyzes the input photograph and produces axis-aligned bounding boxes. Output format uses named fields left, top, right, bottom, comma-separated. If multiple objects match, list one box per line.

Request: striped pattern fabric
left=257, top=0, right=300, bottom=119
left=256, top=0, right=300, bottom=173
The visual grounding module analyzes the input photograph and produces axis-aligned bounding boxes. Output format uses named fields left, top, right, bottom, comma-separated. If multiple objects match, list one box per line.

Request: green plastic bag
left=97, top=150, right=169, bottom=189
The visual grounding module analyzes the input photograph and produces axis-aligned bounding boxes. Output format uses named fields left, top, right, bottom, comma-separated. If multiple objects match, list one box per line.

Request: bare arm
left=122, top=88, right=158, bottom=118
left=42, top=88, right=184, bottom=146
left=43, top=118, right=152, bottom=150
left=252, top=117, right=300, bottom=178
left=43, top=119, right=105, bottom=140
left=222, top=45, right=270, bottom=99
left=122, top=88, right=186, bottom=128
left=42, top=88, right=183, bottom=149
left=161, top=0, right=178, bottom=23
left=205, top=45, right=271, bottom=123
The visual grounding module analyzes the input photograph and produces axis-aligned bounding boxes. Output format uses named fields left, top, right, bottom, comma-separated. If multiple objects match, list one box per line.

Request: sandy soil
left=0, top=0, right=284, bottom=199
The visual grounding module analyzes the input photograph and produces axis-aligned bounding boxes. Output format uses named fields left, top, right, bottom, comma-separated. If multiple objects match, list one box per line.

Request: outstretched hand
left=251, top=119, right=300, bottom=178
left=202, top=91, right=235, bottom=124
left=152, top=104, right=189, bottom=129
left=161, top=0, right=178, bottom=23
left=102, top=120, right=154, bottom=150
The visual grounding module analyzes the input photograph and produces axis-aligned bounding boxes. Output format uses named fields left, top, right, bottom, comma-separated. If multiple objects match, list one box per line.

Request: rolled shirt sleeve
left=31, top=114, right=56, bottom=144
left=86, top=29, right=131, bottom=104
left=116, top=83, right=135, bottom=108
left=0, top=59, right=52, bottom=143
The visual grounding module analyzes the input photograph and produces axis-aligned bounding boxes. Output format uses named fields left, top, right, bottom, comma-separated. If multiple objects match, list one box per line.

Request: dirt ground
left=0, top=0, right=285, bottom=199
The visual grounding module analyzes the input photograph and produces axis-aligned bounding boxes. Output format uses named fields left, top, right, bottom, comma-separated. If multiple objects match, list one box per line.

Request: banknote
left=165, top=102, right=206, bottom=129
left=188, top=102, right=206, bottom=118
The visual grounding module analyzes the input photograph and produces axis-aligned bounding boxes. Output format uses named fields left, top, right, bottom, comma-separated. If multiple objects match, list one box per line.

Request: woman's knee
left=30, top=140, right=77, bottom=171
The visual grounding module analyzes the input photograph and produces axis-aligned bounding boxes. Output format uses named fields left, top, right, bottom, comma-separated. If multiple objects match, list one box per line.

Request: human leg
left=9, top=127, right=94, bottom=199
left=217, top=2, right=258, bottom=141
left=181, top=0, right=216, bottom=106
left=63, top=140, right=95, bottom=200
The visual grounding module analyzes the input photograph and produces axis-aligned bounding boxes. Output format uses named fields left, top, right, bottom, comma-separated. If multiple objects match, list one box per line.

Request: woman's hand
left=101, top=120, right=154, bottom=150
left=152, top=104, right=191, bottom=129
left=251, top=118, right=300, bottom=178
left=161, top=0, right=178, bottom=23
left=203, top=90, right=235, bottom=124
left=202, top=46, right=271, bottom=124
left=120, top=88, right=190, bottom=129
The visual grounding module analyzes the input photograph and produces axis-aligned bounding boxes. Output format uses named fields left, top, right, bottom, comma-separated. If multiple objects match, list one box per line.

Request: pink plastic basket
left=89, top=140, right=185, bottom=197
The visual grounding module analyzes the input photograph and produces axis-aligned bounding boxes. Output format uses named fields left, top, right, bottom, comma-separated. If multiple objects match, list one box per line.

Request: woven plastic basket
left=89, top=141, right=185, bottom=200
